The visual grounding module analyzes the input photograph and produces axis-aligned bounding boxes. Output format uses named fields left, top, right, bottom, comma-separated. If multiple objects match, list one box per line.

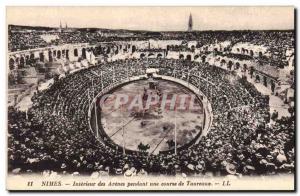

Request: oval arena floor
left=91, top=79, right=205, bottom=154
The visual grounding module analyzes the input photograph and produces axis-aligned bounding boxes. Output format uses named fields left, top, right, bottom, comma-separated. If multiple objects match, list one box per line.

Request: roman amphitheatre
left=7, top=15, right=295, bottom=177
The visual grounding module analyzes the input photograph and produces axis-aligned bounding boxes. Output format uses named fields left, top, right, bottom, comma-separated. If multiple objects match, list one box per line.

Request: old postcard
left=6, top=6, right=295, bottom=191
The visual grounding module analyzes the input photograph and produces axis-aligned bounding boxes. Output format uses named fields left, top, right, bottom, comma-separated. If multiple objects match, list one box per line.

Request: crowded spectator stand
left=8, top=57, right=294, bottom=177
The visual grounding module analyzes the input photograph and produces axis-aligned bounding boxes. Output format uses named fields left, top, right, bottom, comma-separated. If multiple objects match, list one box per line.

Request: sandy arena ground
left=98, top=79, right=204, bottom=154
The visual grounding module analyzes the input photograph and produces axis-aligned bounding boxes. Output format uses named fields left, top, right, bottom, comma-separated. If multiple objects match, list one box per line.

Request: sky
left=6, top=6, right=294, bottom=31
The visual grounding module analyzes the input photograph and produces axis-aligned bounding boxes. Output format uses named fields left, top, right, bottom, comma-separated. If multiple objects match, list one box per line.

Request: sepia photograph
left=6, top=6, right=295, bottom=191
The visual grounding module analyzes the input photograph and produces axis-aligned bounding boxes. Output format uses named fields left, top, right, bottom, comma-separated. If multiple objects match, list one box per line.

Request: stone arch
left=48, top=51, right=53, bottom=62
left=228, top=60, right=233, bottom=70
left=140, top=53, right=145, bottom=58
left=62, top=49, right=65, bottom=56
left=221, top=59, right=226, bottom=66
left=249, top=66, right=254, bottom=78
left=271, top=80, right=275, bottom=93
left=263, top=76, right=268, bottom=87
left=39, top=52, right=44, bottom=62
left=235, top=62, right=240, bottom=70
left=66, top=50, right=69, bottom=60
left=148, top=53, right=154, bottom=57
left=157, top=53, right=163, bottom=58
left=15, top=57, right=19, bottom=66
left=250, top=50, right=254, bottom=57
left=241, top=48, right=245, bottom=54
left=82, top=48, right=86, bottom=59
left=167, top=45, right=170, bottom=51
left=25, top=55, right=30, bottom=65
left=9, top=58, right=15, bottom=70
left=29, top=53, right=35, bottom=65
left=259, top=51, right=263, bottom=58
left=191, top=45, right=195, bottom=52
left=201, top=55, right=206, bottom=63
left=179, top=54, right=184, bottom=59
left=19, top=56, right=25, bottom=68
left=106, top=46, right=111, bottom=54
left=57, top=50, right=61, bottom=59
left=132, top=45, right=136, bottom=53
left=186, top=54, right=192, bottom=61
left=74, top=48, right=78, bottom=57
left=94, top=47, right=100, bottom=55
left=243, top=64, right=247, bottom=71
left=30, top=53, right=35, bottom=60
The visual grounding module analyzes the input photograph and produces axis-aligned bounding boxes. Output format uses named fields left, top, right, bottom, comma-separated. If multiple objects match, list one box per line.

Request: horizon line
left=8, top=24, right=294, bottom=32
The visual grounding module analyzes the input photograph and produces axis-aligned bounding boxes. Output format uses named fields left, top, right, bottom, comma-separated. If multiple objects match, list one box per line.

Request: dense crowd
left=9, top=26, right=293, bottom=60
left=8, top=58, right=294, bottom=177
